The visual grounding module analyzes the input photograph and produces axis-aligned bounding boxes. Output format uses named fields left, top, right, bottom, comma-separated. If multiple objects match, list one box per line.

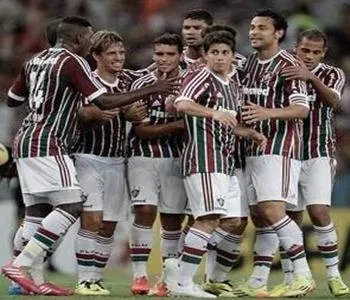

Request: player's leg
left=149, top=158, right=186, bottom=296
left=204, top=174, right=248, bottom=297
left=254, top=156, right=313, bottom=297
left=92, top=161, right=127, bottom=295
left=73, top=155, right=105, bottom=295
left=305, top=158, right=349, bottom=297
left=167, top=173, right=228, bottom=298
left=128, top=157, right=159, bottom=295
left=3, top=156, right=82, bottom=295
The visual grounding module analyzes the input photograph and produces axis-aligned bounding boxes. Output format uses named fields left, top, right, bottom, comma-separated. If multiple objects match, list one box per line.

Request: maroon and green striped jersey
left=176, top=67, right=240, bottom=176
left=302, top=63, right=345, bottom=159
left=242, top=50, right=309, bottom=159
left=128, top=71, right=184, bottom=158
left=76, top=69, right=147, bottom=157
left=9, top=48, right=106, bottom=158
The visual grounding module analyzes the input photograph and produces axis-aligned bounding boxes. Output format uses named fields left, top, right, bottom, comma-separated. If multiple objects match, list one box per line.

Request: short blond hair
left=90, top=30, right=123, bottom=55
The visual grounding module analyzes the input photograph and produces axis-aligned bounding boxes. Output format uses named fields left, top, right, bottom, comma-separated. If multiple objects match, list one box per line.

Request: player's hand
left=281, top=58, right=312, bottom=81
left=212, top=110, right=237, bottom=128
left=242, top=101, right=271, bottom=124
left=154, top=73, right=181, bottom=95
left=174, top=119, right=185, bottom=130
left=249, top=130, right=267, bottom=150
left=125, top=101, right=148, bottom=122
left=101, top=107, right=120, bottom=120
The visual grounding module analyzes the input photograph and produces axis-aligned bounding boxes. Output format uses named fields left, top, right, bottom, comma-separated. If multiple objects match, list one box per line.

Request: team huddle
left=1, top=7, right=349, bottom=299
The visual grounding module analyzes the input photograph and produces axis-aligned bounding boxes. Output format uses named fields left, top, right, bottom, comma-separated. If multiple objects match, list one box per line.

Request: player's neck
left=156, top=67, right=179, bottom=79
left=96, top=68, right=119, bottom=84
left=185, top=45, right=203, bottom=60
left=257, top=45, right=281, bottom=61
left=54, top=42, right=77, bottom=54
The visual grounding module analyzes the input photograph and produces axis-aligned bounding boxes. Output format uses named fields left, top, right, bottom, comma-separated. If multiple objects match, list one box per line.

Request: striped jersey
left=76, top=69, right=147, bottom=157
left=242, top=50, right=309, bottom=158
left=9, top=48, right=106, bottom=158
left=128, top=71, right=184, bottom=158
left=176, top=67, right=240, bottom=176
left=302, top=63, right=345, bottom=159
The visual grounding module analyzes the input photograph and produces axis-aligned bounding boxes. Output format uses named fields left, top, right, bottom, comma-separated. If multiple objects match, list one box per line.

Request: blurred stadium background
left=0, top=0, right=350, bottom=295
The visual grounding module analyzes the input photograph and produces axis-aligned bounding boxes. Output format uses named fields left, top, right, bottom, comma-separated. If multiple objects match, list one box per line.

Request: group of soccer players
left=1, top=6, right=349, bottom=299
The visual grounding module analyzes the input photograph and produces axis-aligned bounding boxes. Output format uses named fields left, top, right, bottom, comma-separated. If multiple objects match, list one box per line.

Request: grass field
left=1, top=268, right=350, bottom=299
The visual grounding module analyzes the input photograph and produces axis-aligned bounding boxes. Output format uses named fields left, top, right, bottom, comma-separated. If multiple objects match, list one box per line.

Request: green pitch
left=1, top=268, right=350, bottom=299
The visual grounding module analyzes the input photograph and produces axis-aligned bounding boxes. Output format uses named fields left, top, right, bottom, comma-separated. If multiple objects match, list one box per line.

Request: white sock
left=273, top=216, right=311, bottom=278
left=248, top=227, right=278, bottom=288
left=129, top=223, right=152, bottom=279
left=314, top=222, right=340, bottom=278
left=75, top=228, right=97, bottom=283
left=178, top=228, right=210, bottom=286
left=161, top=229, right=182, bottom=260
left=93, top=234, right=114, bottom=282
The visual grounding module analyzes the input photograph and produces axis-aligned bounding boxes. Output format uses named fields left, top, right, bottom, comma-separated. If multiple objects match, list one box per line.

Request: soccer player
left=73, top=30, right=147, bottom=296
left=181, top=9, right=213, bottom=69
left=165, top=30, right=265, bottom=298
left=268, top=29, right=348, bottom=297
left=1, top=16, right=178, bottom=295
left=234, top=9, right=314, bottom=297
left=127, top=33, right=186, bottom=296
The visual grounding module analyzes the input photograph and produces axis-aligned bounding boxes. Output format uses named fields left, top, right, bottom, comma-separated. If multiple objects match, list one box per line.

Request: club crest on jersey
left=131, top=186, right=140, bottom=198
left=261, top=71, right=273, bottom=83
left=216, top=197, right=225, bottom=207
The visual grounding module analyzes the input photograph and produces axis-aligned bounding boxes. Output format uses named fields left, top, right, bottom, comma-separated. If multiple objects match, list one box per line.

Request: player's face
left=182, top=19, right=208, bottom=47
left=249, top=17, right=282, bottom=50
left=294, top=37, right=326, bottom=70
left=153, top=44, right=181, bottom=74
left=79, top=27, right=94, bottom=57
left=204, top=43, right=233, bottom=75
left=96, top=42, right=125, bottom=74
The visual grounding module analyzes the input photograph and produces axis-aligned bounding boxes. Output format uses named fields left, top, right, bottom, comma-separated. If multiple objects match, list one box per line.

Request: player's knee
left=80, top=212, right=103, bottom=231
left=195, top=214, right=220, bottom=233
left=57, top=202, right=83, bottom=219
left=249, top=206, right=264, bottom=227
left=219, top=217, right=242, bottom=233
left=160, top=213, right=184, bottom=231
left=134, top=205, right=157, bottom=226
left=99, top=221, right=117, bottom=237
left=307, top=205, right=331, bottom=227
left=26, top=203, right=53, bottom=217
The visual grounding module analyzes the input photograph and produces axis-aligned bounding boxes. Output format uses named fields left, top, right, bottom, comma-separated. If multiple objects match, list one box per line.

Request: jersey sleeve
left=284, top=77, right=309, bottom=109
left=64, top=56, right=107, bottom=103
left=8, top=65, right=28, bottom=102
left=324, top=67, right=345, bottom=100
left=175, top=70, right=209, bottom=104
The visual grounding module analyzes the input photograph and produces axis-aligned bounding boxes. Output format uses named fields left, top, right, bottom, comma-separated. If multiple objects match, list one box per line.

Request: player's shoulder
left=317, top=62, right=345, bottom=76
left=278, top=49, right=300, bottom=66
left=131, top=71, right=156, bottom=89
left=183, top=67, right=210, bottom=83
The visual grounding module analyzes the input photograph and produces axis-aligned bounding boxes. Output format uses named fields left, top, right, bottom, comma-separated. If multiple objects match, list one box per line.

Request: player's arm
left=233, top=124, right=267, bottom=148
left=66, top=56, right=179, bottom=110
left=281, top=62, right=344, bottom=109
left=7, top=66, right=28, bottom=107
left=175, top=99, right=237, bottom=128
left=133, top=120, right=184, bottom=139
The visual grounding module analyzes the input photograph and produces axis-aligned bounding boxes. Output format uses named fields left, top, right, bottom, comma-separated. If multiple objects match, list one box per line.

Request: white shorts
left=245, top=155, right=301, bottom=206
left=184, top=173, right=229, bottom=219
left=128, top=157, right=187, bottom=214
left=74, top=154, right=128, bottom=222
left=16, top=155, right=82, bottom=207
left=288, top=157, right=335, bottom=211
left=234, top=168, right=249, bottom=217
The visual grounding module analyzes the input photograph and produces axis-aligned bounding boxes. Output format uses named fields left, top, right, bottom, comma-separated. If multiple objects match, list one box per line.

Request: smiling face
left=249, top=16, right=283, bottom=51
left=94, top=41, right=125, bottom=74
left=294, top=37, right=326, bottom=70
left=182, top=18, right=209, bottom=47
left=153, top=43, right=182, bottom=74
left=204, top=43, right=233, bottom=75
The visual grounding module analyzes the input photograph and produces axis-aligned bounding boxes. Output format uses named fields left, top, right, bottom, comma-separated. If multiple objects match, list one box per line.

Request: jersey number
left=29, top=70, right=46, bottom=122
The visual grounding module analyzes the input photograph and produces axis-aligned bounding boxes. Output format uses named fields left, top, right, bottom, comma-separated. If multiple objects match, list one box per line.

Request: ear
left=92, top=52, right=99, bottom=63
left=322, top=47, right=328, bottom=59
left=275, top=29, right=284, bottom=41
